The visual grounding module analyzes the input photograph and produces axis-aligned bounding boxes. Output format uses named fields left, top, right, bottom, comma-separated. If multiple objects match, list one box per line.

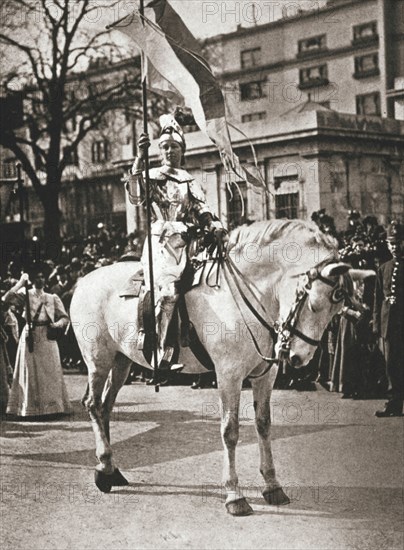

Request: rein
left=203, top=243, right=350, bottom=377
left=223, top=256, right=278, bottom=378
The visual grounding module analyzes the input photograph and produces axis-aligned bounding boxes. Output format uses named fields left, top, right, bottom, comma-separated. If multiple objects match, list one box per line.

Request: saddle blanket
left=119, top=270, right=144, bottom=298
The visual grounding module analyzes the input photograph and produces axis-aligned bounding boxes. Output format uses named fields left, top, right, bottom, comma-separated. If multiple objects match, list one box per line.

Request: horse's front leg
left=251, top=367, right=290, bottom=506
left=82, top=354, right=123, bottom=493
left=218, top=376, right=253, bottom=516
left=101, top=352, right=132, bottom=442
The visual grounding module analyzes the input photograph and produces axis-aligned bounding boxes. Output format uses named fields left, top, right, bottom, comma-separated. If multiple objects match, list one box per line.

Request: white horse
left=70, top=219, right=355, bottom=515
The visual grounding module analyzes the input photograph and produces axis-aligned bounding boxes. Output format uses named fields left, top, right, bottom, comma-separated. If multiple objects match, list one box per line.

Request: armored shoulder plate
left=146, top=167, right=167, bottom=181
left=188, top=179, right=206, bottom=203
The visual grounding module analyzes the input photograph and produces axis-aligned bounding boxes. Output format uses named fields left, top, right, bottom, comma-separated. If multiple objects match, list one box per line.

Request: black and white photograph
left=0, top=0, right=403, bottom=548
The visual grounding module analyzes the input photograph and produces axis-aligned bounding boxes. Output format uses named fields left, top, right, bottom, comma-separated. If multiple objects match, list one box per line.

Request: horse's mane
left=228, top=219, right=338, bottom=254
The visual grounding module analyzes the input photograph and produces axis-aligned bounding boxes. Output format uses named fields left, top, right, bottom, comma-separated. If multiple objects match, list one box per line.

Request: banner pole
left=140, top=0, right=160, bottom=392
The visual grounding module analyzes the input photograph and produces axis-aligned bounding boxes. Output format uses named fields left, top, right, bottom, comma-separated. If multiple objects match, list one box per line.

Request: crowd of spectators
left=0, top=224, right=145, bottom=378
left=0, top=212, right=400, bottom=398
left=285, top=209, right=393, bottom=398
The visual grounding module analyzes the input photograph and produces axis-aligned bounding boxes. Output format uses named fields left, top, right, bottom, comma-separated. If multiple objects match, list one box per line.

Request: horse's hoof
left=111, top=468, right=129, bottom=486
left=225, top=497, right=253, bottom=516
left=94, top=470, right=112, bottom=493
left=263, top=487, right=290, bottom=505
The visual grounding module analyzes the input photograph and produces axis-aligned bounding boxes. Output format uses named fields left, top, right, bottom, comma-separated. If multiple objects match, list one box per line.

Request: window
left=356, top=92, right=381, bottom=116
left=227, top=181, right=248, bottom=229
left=353, top=21, right=378, bottom=44
left=275, top=194, right=299, bottom=219
left=183, top=123, right=199, bottom=133
left=88, top=80, right=104, bottom=98
left=240, top=81, right=266, bottom=101
left=241, top=111, right=267, bottom=123
left=2, top=158, right=17, bottom=179
left=241, top=47, right=261, bottom=69
left=91, top=140, right=110, bottom=163
left=299, top=65, right=329, bottom=89
left=298, top=35, right=326, bottom=56
left=63, top=146, right=79, bottom=166
left=274, top=175, right=299, bottom=219
left=354, top=53, right=379, bottom=78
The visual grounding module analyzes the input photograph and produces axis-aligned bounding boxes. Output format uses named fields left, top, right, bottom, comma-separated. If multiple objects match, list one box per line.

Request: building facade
left=1, top=0, right=403, bottom=240
left=208, top=0, right=404, bottom=121
left=122, top=0, right=403, bottom=233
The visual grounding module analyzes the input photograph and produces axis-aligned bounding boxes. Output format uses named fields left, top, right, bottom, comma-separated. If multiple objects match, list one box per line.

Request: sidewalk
left=1, top=375, right=403, bottom=550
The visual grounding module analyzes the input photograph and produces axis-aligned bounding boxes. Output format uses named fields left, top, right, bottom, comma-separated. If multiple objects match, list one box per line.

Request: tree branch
left=0, top=134, right=43, bottom=196
left=0, top=34, right=49, bottom=101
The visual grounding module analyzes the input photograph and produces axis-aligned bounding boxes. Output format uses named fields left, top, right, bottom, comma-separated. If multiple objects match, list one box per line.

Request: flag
left=110, top=0, right=264, bottom=188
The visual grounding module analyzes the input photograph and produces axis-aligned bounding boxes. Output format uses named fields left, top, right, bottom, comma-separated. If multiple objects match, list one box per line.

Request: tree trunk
left=40, top=188, right=61, bottom=247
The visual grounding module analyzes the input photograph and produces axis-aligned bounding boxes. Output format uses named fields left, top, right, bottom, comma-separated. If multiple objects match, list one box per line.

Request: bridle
left=276, top=266, right=350, bottom=364
left=222, top=255, right=351, bottom=375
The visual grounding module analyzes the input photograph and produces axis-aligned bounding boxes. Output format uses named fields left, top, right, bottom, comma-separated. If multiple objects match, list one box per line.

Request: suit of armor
left=127, top=164, right=214, bottom=297
left=126, top=158, right=221, bottom=368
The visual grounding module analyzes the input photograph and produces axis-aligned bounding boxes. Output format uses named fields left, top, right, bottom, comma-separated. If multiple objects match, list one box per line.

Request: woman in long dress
left=3, top=268, right=71, bottom=418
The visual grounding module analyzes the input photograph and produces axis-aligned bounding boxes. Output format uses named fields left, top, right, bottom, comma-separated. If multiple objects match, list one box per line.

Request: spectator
left=3, top=268, right=72, bottom=418
left=0, top=303, right=13, bottom=415
left=373, top=222, right=404, bottom=417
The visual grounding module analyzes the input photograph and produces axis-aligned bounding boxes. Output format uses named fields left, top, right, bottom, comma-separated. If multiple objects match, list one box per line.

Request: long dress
left=6, top=289, right=71, bottom=417
left=0, top=325, right=11, bottom=415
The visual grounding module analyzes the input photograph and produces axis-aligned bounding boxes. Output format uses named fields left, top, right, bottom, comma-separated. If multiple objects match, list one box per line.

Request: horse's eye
left=331, top=287, right=345, bottom=303
left=308, top=300, right=317, bottom=313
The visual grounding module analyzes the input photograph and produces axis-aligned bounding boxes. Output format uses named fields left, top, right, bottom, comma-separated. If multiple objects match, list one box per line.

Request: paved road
left=1, top=374, right=403, bottom=550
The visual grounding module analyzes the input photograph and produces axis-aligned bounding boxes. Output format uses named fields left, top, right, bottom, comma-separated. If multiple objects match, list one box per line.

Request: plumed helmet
left=158, top=113, right=186, bottom=151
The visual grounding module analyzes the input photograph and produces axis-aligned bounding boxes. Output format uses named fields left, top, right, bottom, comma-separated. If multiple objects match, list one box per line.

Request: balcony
left=297, top=47, right=328, bottom=60
left=298, top=77, right=330, bottom=90
left=352, top=34, right=379, bottom=47
left=353, top=68, right=380, bottom=80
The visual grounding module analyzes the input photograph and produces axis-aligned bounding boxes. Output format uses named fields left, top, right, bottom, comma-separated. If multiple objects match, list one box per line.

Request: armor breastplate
left=154, top=179, right=190, bottom=222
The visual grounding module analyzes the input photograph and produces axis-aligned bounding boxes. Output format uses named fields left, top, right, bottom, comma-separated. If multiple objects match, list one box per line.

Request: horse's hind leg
left=251, top=367, right=290, bottom=506
left=217, top=375, right=253, bottom=516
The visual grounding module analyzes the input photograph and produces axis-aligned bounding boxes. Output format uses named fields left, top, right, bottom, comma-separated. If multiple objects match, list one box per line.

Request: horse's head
left=275, top=262, right=353, bottom=368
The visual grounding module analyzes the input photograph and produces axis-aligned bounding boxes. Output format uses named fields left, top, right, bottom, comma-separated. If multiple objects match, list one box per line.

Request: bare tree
left=0, top=0, right=150, bottom=242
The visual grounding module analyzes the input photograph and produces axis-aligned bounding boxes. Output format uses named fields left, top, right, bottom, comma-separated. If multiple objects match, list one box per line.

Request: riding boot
left=155, top=295, right=183, bottom=372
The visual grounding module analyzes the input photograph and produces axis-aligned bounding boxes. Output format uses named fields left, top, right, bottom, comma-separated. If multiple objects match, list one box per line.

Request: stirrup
left=170, top=363, right=184, bottom=372
left=158, top=347, right=184, bottom=372
left=137, top=330, right=145, bottom=350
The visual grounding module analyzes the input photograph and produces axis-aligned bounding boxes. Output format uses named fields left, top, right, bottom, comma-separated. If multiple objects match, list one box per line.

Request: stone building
left=121, top=0, right=404, bottom=233
left=1, top=0, right=403, bottom=239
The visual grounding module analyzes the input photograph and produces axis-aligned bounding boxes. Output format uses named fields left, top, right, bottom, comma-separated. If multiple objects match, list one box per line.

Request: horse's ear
left=321, top=263, right=350, bottom=277
left=348, top=269, right=376, bottom=281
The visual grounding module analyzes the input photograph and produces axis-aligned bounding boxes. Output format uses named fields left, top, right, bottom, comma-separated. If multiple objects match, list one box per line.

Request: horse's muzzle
left=288, top=353, right=303, bottom=368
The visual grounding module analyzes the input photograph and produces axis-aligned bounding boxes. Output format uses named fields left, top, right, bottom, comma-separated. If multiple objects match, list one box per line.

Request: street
left=1, top=373, right=403, bottom=550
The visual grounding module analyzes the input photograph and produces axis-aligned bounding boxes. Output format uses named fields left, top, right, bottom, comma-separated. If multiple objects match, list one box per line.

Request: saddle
left=119, top=264, right=215, bottom=370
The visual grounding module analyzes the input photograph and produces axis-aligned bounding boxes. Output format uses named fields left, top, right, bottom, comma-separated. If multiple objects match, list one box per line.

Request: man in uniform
left=373, top=221, right=404, bottom=417
left=125, top=114, right=225, bottom=371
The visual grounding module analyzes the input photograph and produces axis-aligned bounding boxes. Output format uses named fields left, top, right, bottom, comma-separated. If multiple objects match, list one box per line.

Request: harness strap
left=289, top=327, right=320, bottom=347
left=223, top=260, right=277, bottom=366
left=226, top=255, right=267, bottom=313
left=225, top=258, right=277, bottom=341
left=316, top=273, right=337, bottom=287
